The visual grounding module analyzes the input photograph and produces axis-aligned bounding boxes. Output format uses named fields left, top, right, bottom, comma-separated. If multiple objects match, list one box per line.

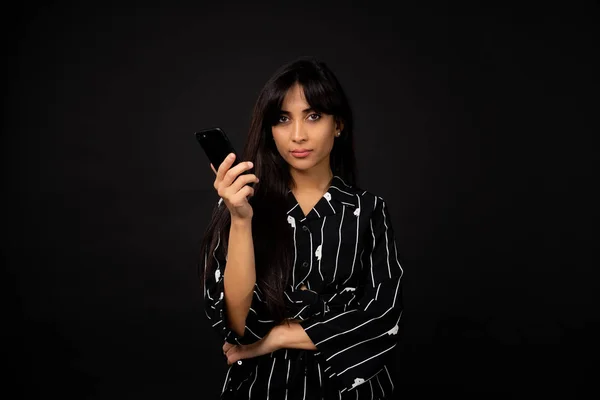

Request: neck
left=289, top=162, right=334, bottom=195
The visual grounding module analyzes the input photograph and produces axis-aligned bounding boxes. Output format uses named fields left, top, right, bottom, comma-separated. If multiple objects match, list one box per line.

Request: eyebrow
left=280, top=107, right=316, bottom=114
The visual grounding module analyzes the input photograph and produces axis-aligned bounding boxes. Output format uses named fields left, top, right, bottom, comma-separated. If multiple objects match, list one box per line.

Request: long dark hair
left=199, top=56, right=358, bottom=323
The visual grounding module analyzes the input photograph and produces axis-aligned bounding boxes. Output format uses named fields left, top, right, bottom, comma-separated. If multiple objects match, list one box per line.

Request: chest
left=294, top=193, right=324, bottom=217
left=287, top=205, right=371, bottom=290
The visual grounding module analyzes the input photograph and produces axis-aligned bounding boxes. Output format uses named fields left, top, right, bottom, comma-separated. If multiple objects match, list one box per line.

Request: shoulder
left=330, top=175, right=386, bottom=211
left=344, top=182, right=387, bottom=213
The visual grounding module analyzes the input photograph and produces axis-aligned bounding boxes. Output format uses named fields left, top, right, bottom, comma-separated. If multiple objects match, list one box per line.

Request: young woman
left=199, top=56, right=404, bottom=399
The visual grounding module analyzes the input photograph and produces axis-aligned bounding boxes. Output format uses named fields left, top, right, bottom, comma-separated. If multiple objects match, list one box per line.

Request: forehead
left=281, top=83, right=309, bottom=109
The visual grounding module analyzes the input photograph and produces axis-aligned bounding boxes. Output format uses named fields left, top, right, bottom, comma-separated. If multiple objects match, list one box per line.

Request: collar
left=286, top=175, right=359, bottom=223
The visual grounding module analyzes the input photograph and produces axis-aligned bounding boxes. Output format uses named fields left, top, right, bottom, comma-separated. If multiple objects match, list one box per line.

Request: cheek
left=272, top=134, right=287, bottom=156
left=319, top=133, right=335, bottom=154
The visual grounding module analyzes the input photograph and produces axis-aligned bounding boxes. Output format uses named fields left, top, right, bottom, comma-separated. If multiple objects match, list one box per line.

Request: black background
left=3, top=1, right=596, bottom=399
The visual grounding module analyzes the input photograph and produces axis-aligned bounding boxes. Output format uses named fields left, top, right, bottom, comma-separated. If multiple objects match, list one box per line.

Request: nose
left=291, top=120, right=307, bottom=143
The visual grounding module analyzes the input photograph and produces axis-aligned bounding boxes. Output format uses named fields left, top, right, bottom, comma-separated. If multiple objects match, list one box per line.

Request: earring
left=336, top=132, right=341, bottom=137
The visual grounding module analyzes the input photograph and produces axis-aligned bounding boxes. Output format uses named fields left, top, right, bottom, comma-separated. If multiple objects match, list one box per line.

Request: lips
left=291, top=150, right=312, bottom=158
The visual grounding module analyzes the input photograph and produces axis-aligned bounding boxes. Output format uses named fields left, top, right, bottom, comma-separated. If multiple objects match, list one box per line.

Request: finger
left=223, top=342, right=234, bottom=353
left=229, top=174, right=259, bottom=195
left=300, top=284, right=308, bottom=291
left=229, top=186, right=254, bottom=205
left=216, top=153, right=237, bottom=184
left=227, top=344, right=254, bottom=365
left=222, top=161, right=254, bottom=189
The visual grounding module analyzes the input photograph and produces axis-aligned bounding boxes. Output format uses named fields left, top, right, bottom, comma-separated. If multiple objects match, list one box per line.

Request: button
left=302, top=225, right=309, bottom=232
left=237, top=360, right=243, bottom=365
left=302, top=261, right=309, bottom=268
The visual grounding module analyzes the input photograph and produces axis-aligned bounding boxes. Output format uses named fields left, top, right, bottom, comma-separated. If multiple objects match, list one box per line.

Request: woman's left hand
left=223, top=325, right=283, bottom=365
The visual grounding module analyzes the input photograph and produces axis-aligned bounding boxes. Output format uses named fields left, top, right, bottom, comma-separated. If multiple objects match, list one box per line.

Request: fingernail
left=228, top=153, right=235, bottom=159
left=247, top=162, right=253, bottom=168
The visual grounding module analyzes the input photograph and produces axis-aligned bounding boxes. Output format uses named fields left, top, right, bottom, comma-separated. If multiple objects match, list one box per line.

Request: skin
left=212, top=82, right=344, bottom=364
left=273, top=82, right=343, bottom=207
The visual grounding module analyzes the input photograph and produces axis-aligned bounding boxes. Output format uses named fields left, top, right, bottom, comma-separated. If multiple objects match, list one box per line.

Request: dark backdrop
left=3, top=2, right=596, bottom=399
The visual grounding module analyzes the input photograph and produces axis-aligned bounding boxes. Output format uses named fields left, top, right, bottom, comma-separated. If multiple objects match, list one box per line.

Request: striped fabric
left=203, top=175, right=404, bottom=399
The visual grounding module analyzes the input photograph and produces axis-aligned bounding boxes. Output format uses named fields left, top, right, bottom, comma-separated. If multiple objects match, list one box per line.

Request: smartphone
left=194, top=127, right=254, bottom=185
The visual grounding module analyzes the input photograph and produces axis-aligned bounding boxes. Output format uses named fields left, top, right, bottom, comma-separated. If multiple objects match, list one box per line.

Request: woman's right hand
left=211, top=153, right=259, bottom=222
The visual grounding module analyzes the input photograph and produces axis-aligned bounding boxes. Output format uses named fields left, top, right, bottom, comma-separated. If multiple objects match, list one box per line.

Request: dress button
left=302, top=261, right=309, bottom=268
left=302, top=225, right=309, bottom=232
left=237, top=360, right=243, bottom=365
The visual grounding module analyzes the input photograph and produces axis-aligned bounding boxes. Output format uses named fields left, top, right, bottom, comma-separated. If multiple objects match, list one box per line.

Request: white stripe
left=343, top=194, right=361, bottom=285
left=330, top=185, right=353, bottom=196
left=319, top=217, right=326, bottom=281
left=382, top=202, right=391, bottom=278
left=369, top=218, right=375, bottom=287
left=325, top=197, right=336, bottom=213
left=393, top=240, right=404, bottom=278
left=317, top=362, right=322, bottom=392
left=292, top=305, right=310, bottom=319
left=245, top=325, right=262, bottom=340
left=303, top=309, right=358, bottom=331
left=346, top=368, right=383, bottom=393
left=285, top=359, right=291, bottom=400
left=292, top=223, right=297, bottom=287
left=248, top=365, right=258, bottom=399
left=212, top=320, right=223, bottom=327
left=326, top=312, right=403, bottom=362
left=213, top=231, right=221, bottom=267
left=315, top=278, right=401, bottom=345
left=335, top=175, right=352, bottom=188
left=267, top=358, right=276, bottom=400
left=384, top=365, right=394, bottom=392
left=337, top=343, right=397, bottom=376
left=287, top=203, right=299, bottom=214
left=376, top=374, right=385, bottom=398
left=332, top=206, right=345, bottom=283
left=303, top=366, right=307, bottom=400
left=221, top=365, right=232, bottom=394
left=369, top=380, right=374, bottom=400
left=375, top=283, right=382, bottom=301
left=314, top=207, right=321, bottom=218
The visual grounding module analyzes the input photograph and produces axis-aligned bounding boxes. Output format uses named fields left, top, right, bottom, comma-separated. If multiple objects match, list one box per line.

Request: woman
left=199, top=56, right=404, bottom=399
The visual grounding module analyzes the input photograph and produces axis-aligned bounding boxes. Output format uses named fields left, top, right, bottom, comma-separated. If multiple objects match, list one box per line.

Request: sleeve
left=299, top=197, right=404, bottom=392
left=202, top=198, right=277, bottom=345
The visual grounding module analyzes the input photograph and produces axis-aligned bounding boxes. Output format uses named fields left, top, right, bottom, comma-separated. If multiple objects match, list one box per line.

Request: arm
left=272, top=321, right=317, bottom=350
left=223, top=320, right=316, bottom=365
left=203, top=200, right=276, bottom=345
left=223, top=217, right=256, bottom=336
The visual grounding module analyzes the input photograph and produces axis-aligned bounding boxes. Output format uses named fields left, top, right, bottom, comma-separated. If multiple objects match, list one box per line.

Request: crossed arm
left=223, top=320, right=316, bottom=365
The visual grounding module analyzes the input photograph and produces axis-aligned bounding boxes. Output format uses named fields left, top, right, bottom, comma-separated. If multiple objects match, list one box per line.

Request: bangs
left=263, top=67, right=343, bottom=127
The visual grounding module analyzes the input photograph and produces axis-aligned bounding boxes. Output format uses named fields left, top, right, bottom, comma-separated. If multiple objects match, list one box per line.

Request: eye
left=307, top=113, right=321, bottom=121
left=277, top=115, right=289, bottom=123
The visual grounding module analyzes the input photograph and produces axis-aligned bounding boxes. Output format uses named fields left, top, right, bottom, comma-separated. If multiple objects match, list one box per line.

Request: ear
left=335, top=118, right=345, bottom=133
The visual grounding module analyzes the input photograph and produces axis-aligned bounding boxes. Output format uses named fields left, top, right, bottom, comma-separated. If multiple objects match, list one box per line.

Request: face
left=271, top=83, right=343, bottom=175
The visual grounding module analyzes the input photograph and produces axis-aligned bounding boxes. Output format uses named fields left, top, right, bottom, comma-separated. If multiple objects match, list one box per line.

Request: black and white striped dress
left=203, top=175, right=404, bottom=399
